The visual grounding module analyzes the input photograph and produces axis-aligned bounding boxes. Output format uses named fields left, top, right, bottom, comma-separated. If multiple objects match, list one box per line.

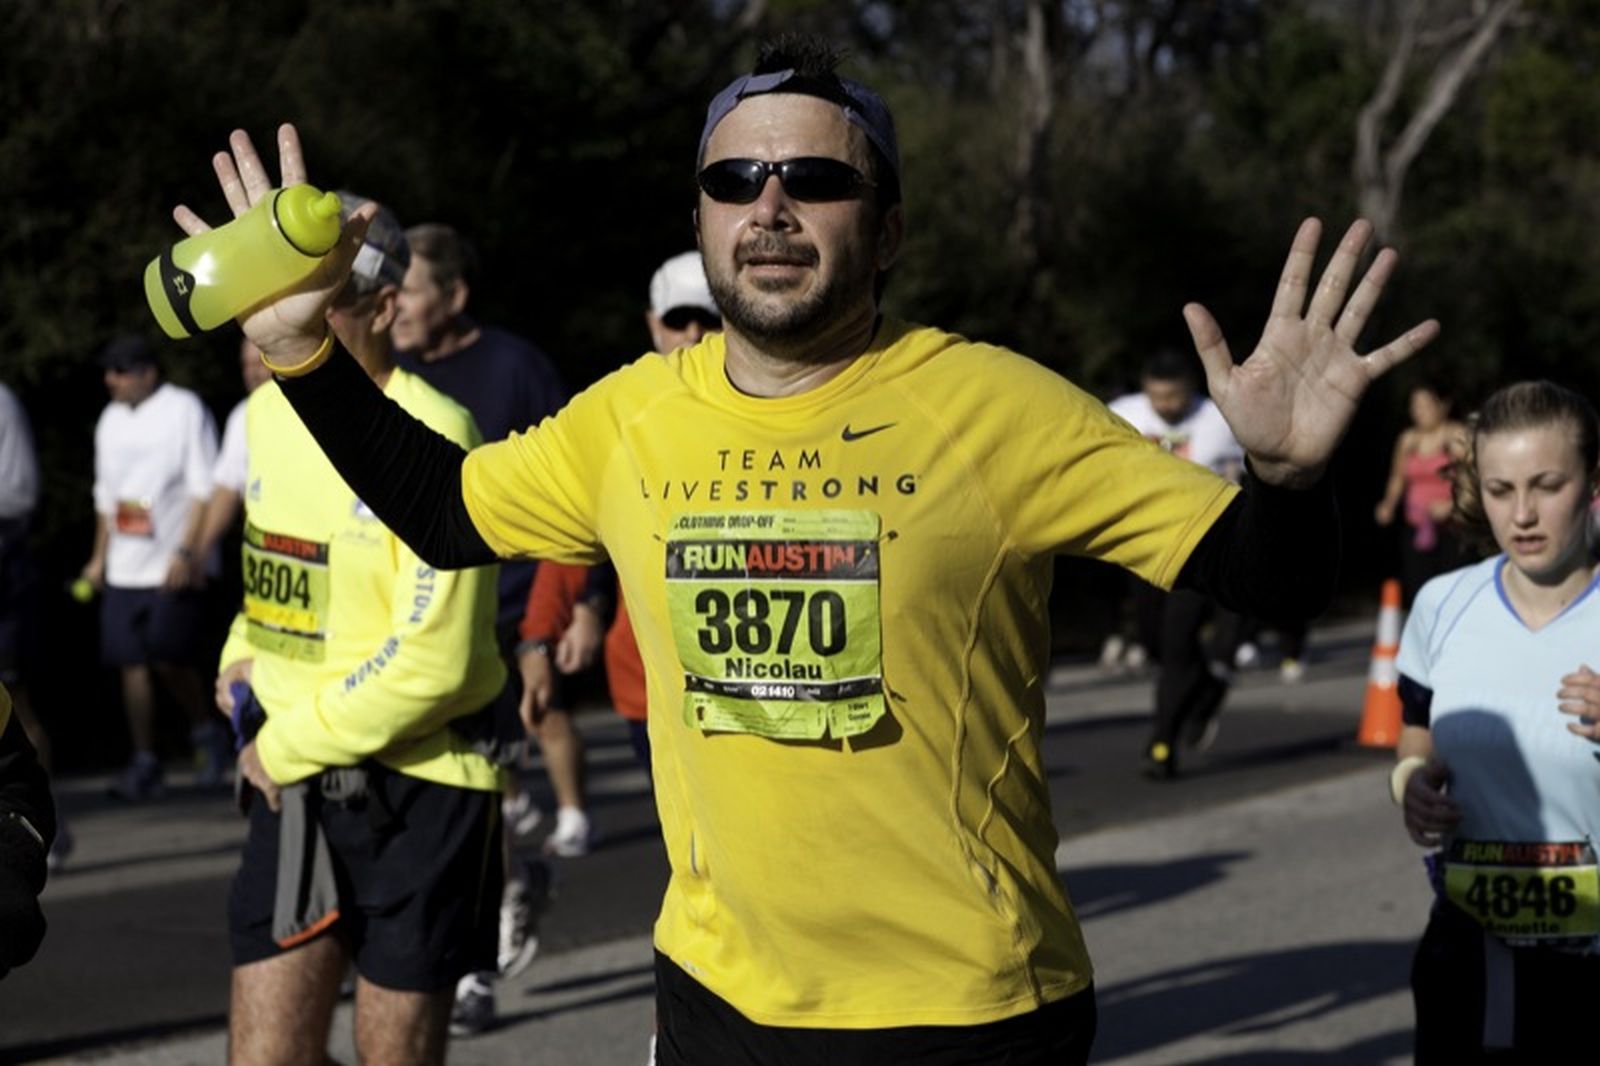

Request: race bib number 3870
left=667, top=510, right=884, bottom=740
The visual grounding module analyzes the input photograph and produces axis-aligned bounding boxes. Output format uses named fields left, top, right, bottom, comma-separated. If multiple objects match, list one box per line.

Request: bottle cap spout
left=273, top=184, right=343, bottom=256
left=310, top=191, right=341, bottom=220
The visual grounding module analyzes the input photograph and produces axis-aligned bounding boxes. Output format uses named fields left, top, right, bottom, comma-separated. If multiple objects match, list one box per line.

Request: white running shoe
left=1233, top=641, right=1260, bottom=670
left=543, top=806, right=594, bottom=857
left=450, top=972, right=496, bottom=1037
left=498, top=859, right=552, bottom=979
left=502, top=790, right=543, bottom=838
left=1097, top=635, right=1126, bottom=672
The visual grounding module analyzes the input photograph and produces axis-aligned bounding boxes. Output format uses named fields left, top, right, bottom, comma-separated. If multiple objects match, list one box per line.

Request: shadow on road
left=1092, top=939, right=1415, bottom=1061
left=1162, top=1029, right=1412, bottom=1065
left=0, top=1011, right=229, bottom=1064
left=49, top=838, right=240, bottom=878
left=501, top=961, right=656, bottom=1027
left=1060, top=852, right=1252, bottom=921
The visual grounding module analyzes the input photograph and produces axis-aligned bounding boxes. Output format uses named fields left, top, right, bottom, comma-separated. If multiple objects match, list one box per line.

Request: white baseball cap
left=648, top=251, right=719, bottom=319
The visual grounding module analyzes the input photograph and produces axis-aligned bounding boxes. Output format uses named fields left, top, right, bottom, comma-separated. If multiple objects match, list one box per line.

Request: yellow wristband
left=260, top=331, right=335, bottom=378
left=1390, top=755, right=1428, bottom=806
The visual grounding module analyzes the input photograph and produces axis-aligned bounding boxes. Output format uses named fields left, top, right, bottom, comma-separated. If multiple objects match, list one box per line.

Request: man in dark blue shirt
left=391, top=223, right=567, bottom=1037
left=393, top=223, right=568, bottom=648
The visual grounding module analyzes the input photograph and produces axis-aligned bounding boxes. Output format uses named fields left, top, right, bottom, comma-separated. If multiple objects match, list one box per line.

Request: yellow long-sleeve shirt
left=220, top=370, right=503, bottom=792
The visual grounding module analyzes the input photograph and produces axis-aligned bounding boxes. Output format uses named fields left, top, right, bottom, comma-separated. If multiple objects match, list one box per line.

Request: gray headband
left=697, top=69, right=901, bottom=189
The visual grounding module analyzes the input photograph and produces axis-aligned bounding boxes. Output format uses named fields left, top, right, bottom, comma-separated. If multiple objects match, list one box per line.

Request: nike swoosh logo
left=841, top=422, right=896, bottom=442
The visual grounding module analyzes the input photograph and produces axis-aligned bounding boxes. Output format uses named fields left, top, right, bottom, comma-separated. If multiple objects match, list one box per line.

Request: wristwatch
left=516, top=638, right=553, bottom=658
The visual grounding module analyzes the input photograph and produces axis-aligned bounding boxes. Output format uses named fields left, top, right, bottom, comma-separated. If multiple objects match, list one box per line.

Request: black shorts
left=1412, top=901, right=1600, bottom=1063
left=653, top=952, right=1097, bottom=1066
left=100, top=585, right=206, bottom=667
left=229, top=761, right=502, bottom=991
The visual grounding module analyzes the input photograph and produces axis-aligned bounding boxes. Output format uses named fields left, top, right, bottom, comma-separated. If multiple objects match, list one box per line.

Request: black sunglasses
left=697, top=157, right=874, bottom=204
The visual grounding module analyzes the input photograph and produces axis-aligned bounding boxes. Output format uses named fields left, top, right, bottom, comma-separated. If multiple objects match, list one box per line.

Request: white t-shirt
left=0, top=382, right=39, bottom=520
left=93, top=382, right=218, bottom=588
left=213, top=398, right=249, bottom=494
left=1108, top=391, right=1243, bottom=479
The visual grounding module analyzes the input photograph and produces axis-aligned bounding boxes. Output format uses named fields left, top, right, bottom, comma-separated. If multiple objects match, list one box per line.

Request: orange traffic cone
left=1358, top=578, right=1404, bottom=748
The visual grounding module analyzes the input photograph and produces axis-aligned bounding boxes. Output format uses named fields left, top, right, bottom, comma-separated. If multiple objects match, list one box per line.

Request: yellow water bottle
left=144, top=185, right=343, bottom=339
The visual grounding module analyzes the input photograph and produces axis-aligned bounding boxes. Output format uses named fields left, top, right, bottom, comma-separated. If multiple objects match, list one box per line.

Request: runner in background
left=1109, top=349, right=1244, bottom=778
left=514, top=252, right=723, bottom=781
left=1375, top=379, right=1470, bottom=604
left=215, top=195, right=506, bottom=1064
left=1394, top=380, right=1600, bottom=1062
left=387, top=222, right=567, bottom=1037
left=82, top=336, right=225, bottom=799
left=193, top=335, right=273, bottom=570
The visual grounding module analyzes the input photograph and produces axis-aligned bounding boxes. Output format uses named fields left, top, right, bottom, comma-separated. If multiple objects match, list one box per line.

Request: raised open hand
left=170, top=123, right=374, bottom=366
left=1183, top=219, right=1441, bottom=487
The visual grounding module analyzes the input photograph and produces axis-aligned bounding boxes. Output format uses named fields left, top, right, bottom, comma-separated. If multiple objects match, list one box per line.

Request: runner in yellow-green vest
left=211, top=195, right=505, bottom=1065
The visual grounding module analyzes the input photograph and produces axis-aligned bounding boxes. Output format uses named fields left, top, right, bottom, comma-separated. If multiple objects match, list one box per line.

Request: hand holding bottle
left=171, top=124, right=372, bottom=367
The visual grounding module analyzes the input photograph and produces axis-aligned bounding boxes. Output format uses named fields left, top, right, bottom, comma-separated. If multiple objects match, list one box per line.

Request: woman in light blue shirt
left=1392, top=380, right=1600, bottom=1063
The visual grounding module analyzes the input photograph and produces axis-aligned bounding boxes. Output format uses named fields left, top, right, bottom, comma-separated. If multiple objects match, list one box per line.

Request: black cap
left=100, top=335, right=158, bottom=372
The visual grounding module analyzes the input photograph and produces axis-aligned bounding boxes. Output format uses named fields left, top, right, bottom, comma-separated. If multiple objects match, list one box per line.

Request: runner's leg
left=354, top=978, right=453, bottom=1066
left=121, top=663, right=157, bottom=754
left=533, top=706, right=586, bottom=813
left=229, top=934, right=347, bottom=1065
left=153, top=661, right=213, bottom=730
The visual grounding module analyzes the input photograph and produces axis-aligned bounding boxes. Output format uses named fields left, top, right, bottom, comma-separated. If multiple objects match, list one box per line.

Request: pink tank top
left=1403, top=449, right=1453, bottom=549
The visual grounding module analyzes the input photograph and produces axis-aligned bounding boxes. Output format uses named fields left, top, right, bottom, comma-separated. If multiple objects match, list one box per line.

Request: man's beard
left=706, top=232, right=875, bottom=359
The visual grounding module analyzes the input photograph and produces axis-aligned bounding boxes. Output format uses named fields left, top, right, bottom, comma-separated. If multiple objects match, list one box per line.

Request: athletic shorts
left=228, top=761, right=502, bottom=991
left=653, top=952, right=1097, bottom=1066
left=0, top=517, right=37, bottom=684
left=99, top=585, right=206, bottom=667
left=1412, top=901, right=1600, bottom=1063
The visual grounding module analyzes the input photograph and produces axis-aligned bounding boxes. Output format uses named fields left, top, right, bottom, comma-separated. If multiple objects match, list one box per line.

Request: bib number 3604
left=241, top=521, right=331, bottom=662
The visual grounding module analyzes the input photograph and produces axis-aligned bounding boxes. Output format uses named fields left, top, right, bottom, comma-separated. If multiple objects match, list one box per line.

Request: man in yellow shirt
left=213, top=196, right=505, bottom=1064
left=175, top=36, right=1438, bottom=1066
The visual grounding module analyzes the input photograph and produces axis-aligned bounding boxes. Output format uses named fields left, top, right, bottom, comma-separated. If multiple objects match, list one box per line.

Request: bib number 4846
left=1462, top=873, right=1579, bottom=921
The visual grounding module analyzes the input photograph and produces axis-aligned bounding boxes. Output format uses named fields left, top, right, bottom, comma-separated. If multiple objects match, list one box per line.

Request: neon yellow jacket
left=221, top=370, right=503, bottom=792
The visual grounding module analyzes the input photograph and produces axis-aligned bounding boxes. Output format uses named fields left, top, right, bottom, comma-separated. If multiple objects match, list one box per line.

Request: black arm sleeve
left=1174, top=468, right=1340, bottom=623
left=580, top=561, right=618, bottom=624
left=1399, top=675, right=1433, bottom=728
left=276, top=348, right=498, bottom=569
